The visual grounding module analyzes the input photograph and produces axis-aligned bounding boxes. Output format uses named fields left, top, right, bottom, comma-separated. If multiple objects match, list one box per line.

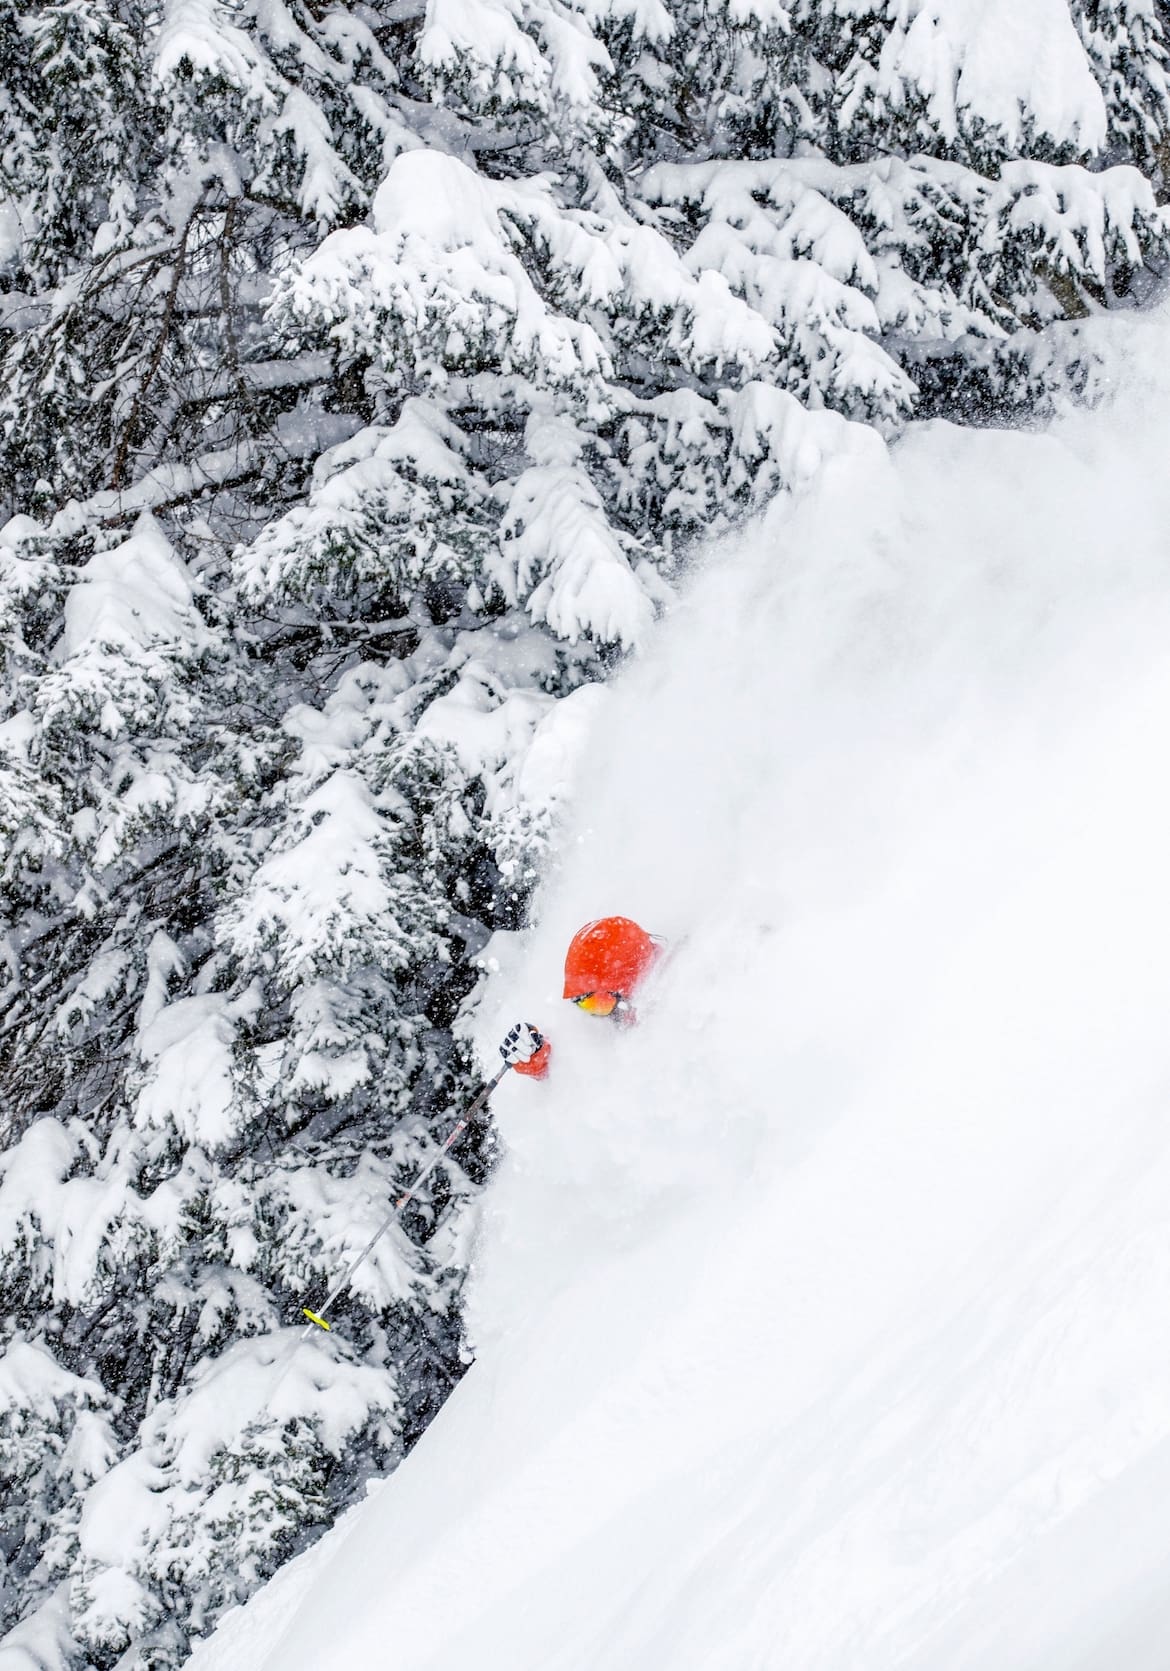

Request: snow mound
left=187, top=303, right=1170, bottom=1671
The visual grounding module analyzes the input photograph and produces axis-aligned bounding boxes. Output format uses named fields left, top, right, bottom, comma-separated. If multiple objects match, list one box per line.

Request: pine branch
left=110, top=192, right=208, bottom=493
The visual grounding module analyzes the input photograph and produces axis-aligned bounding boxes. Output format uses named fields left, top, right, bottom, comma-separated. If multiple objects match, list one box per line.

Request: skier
left=296, top=918, right=660, bottom=1333
left=499, top=915, right=661, bottom=1082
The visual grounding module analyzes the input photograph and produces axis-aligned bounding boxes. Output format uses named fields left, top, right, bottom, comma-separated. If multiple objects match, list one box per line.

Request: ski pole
left=301, top=1064, right=510, bottom=1332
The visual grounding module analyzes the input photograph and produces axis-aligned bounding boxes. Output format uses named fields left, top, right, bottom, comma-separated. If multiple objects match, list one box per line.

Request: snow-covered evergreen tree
left=2, top=0, right=1169, bottom=1664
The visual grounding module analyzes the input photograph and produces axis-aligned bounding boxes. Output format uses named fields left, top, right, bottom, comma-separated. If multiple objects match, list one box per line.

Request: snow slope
left=187, top=306, right=1170, bottom=1671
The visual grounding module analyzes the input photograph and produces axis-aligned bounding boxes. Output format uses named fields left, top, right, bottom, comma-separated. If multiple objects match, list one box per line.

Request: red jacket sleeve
left=512, top=1038, right=552, bottom=1079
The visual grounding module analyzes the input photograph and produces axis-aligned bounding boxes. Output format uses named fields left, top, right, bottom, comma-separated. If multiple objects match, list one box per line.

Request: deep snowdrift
left=188, top=308, right=1170, bottom=1671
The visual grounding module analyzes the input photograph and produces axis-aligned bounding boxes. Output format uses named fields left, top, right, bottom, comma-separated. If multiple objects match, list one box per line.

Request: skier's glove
left=499, top=1022, right=545, bottom=1066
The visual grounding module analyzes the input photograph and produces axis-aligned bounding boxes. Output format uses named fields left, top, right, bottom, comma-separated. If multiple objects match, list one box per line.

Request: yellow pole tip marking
left=302, top=1308, right=331, bottom=1330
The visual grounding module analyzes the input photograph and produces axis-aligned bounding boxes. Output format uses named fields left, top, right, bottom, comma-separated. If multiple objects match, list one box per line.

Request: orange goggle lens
left=572, top=991, right=619, bottom=1017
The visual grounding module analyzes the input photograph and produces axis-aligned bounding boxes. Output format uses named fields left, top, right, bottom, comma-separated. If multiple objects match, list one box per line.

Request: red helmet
left=563, top=917, right=659, bottom=1001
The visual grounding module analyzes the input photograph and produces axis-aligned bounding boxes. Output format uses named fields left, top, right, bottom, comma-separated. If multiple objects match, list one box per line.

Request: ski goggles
left=571, top=990, right=620, bottom=1017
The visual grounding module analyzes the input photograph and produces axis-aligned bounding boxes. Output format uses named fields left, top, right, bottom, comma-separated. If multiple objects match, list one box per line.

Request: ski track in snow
left=188, top=305, right=1170, bottom=1671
